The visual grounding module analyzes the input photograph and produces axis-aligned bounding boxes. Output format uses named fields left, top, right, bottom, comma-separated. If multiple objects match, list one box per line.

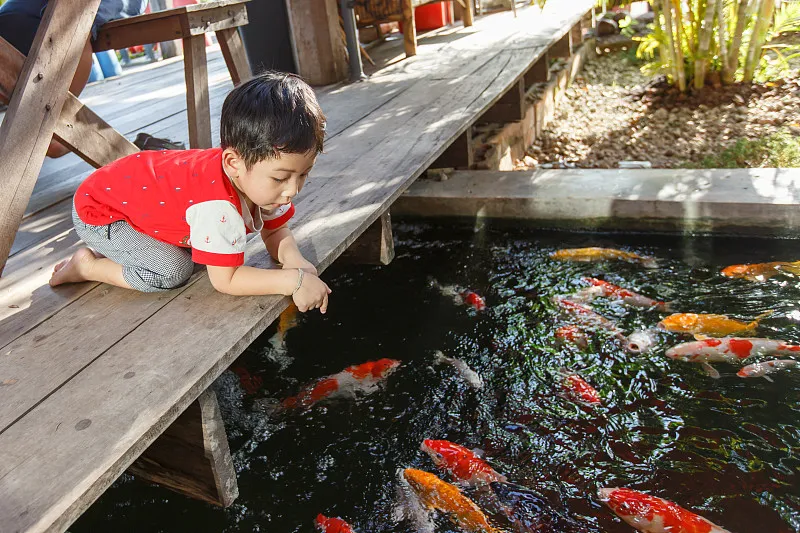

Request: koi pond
left=72, top=220, right=800, bottom=533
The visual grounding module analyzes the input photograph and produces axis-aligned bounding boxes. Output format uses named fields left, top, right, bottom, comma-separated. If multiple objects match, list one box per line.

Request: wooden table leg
left=216, top=28, right=252, bottom=87
left=0, top=0, right=102, bottom=276
left=183, top=34, right=212, bottom=149
left=401, top=0, right=417, bottom=57
left=463, top=0, right=475, bottom=26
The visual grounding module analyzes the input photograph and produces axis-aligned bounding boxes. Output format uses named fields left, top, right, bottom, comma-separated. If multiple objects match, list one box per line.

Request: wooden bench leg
left=0, top=0, right=102, bottom=276
left=183, top=34, right=212, bottom=149
left=338, top=212, right=395, bottom=265
left=217, top=28, right=252, bottom=86
left=127, top=388, right=238, bottom=507
left=455, top=0, right=474, bottom=27
left=0, top=38, right=138, bottom=169
left=402, top=0, right=417, bottom=57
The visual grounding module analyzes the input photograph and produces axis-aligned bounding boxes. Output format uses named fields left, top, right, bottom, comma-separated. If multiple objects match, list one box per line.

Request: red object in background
left=399, top=1, right=454, bottom=33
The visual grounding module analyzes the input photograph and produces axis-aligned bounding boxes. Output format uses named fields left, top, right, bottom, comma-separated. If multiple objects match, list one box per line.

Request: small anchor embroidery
left=220, top=215, right=227, bottom=223
left=205, top=236, right=211, bottom=244
left=231, top=238, right=237, bottom=246
left=180, top=235, right=191, bottom=246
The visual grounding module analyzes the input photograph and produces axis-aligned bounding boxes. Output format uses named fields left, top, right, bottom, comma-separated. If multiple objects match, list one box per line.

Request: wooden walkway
left=0, top=2, right=594, bottom=531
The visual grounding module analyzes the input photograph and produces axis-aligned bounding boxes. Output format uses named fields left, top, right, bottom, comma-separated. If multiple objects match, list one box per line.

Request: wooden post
left=338, top=212, right=395, bottom=265
left=570, top=22, right=582, bottom=50
left=183, top=34, right=213, bottom=149
left=0, top=0, right=102, bottom=276
left=461, top=0, right=474, bottom=27
left=127, top=388, right=239, bottom=507
left=524, top=52, right=550, bottom=88
left=550, top=32, right=572, bottom=59
left=217, top=28, right=253, bottom=86
left=477, top=78, right=525, bottom=124
left=431, top=128, right=473, bottom=169
left=285, top=0, right=348, bottom=85
left=402, top=0, right=417, bottom=57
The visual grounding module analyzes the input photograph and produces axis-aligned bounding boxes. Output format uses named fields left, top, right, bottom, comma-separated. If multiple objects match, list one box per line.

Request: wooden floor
left=0, top=2, right=594, bottom=531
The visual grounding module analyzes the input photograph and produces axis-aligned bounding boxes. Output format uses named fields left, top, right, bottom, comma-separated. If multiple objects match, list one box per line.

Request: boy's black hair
left=220, top=71, right=326, bottom=169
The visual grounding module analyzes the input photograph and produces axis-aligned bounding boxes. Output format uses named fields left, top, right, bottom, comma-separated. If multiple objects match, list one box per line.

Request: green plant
left=693, top=130, right=800, bottom=168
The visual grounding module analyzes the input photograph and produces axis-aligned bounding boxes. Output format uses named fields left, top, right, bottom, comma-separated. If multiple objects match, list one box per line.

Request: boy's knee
left=162, top=255, right=194, bottom=289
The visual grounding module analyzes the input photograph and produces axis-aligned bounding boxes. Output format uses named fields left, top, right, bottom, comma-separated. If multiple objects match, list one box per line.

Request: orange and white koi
left=737, top=359, right=797, bottom=382
left=555, top=325, right=590, bottom=349
left=281, top=358, right=401, bottom=409
left=434, top=351, right=484, bottom=389
left=269, top=302, right=299, bottom=352
left=575, top=278, right=670, bottom=311
left=401, top=468, right=503, bottom=533
left=665, top=337, right=800, bottom=379
left=560, top=368, right=602, bottom=405
left=721, top=260, right=800, bottom=281
left=431, top=279, right=487, bottom=311
left=598, top=487, right=732, bottom=533
left=550, top=247, right=658, bottom=268
left=420, top=439, right=507, bottom=486
left=315, top=514, right=355, bottom=533
left=658, top=311, right=772, bottom=338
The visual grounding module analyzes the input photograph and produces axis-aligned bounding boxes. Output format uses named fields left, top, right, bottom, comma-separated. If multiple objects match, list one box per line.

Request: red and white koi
left=281, top=358, right=401, bottom=409
left=737, top=359, right=797, bottom=382
left=551, top=296, right=621, bottom=333
left=560, top=368, right=602, bottom=405
left=575, top=278, right=670, bottom=312
left=420, top=439, right=507, bottom=486
left=316, top=514, right=355, bottom=533
left=434, top=351, right=484, bottom=389
left=665, top=337, right=800, bottom=379
left=431, top=279, right=487, bottom=311
left=598, top=487, right=732, bottom=533
left=555, top=325, right=590, bottom=349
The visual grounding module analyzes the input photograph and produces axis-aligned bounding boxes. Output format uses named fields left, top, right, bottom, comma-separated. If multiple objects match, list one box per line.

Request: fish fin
left=694, top=334, right=711, bottom=341
left=778, top=263, right=800, bottom=276
left=433, top=350, right=447, bottom=364
left=763, top=375, right=775, bottom=383
left=642, top=257, right=659, bottom=269
left=660, top=301, right=675, bottom=313
left=701, top=362, right=721, bottom=379
left=472, top=447, right=486, bottom=459
left=754, top=310, right=775, bottom=323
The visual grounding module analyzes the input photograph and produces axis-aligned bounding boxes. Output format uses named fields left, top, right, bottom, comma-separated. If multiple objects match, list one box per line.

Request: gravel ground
left=525, top=51, right=800, bottom=169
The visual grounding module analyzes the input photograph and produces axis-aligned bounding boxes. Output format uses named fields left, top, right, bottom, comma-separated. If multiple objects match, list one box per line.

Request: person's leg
left=50, top=247, right=132, bottom=289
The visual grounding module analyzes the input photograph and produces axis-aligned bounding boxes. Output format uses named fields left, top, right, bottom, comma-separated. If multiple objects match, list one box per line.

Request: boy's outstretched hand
left=292, top=270, right=331, bottom=313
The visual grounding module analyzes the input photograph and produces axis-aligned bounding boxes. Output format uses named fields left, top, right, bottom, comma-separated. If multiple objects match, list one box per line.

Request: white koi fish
left=665, top=337, right=800, bottom=378
left=625, top=328, right=661, bottom=355
left=434, top=351, right=484, bottom=389
left=737, top=359, right=797, bottom=382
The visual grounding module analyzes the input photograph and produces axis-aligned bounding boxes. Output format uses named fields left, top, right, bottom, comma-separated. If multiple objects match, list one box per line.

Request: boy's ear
left=221, top=148, right=244, bottom=177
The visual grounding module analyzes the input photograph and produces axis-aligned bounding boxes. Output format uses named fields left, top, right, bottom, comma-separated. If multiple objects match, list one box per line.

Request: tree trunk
left=694, top=0, right=717, bottom=88
left=743, top=0, right=775, bottom=82
left=671, top=0, right=688, bottom=91
left=725, top=0, right=750, bottom=83
left=717, top=0, right=731, bottom=83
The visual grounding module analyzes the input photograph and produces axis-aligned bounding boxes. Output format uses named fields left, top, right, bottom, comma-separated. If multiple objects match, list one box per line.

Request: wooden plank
left=183, top=34, right=212, bottom=149
left=99, top=0, right=248, bottom=28
left=549, top=30, right=572, bottom=58
left=524, top=52, right=550, bottom=87
left=216, top=28, right=252, bottom=86
left=477, top=77, right=525, bottom=123
left=285, top=0, right=347, bottom=85
left=336, top=211, right=395, bottom=265
left=183, top=3, right=249, bottom=36
left=431, top=127, right=474, bottom=169
left=127, top=388, right=238, bottom=507
left=570, top=21, right=583, bottom=49
left=0, top=0, right=102, bottom=275
left=93, top=16, right=183, bottom=53
left=402, top=0, right=417, bottom=57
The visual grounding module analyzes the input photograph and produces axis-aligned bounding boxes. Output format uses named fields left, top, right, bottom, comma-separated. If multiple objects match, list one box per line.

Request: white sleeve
left=185, top=200, right=248, bottom=267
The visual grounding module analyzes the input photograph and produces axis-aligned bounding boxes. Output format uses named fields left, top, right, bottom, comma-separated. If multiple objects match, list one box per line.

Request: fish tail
left=659, top=301, right=675, bottom=313
left=782, top=261, right=800, bottom=275
left=701, top=362, right=721, bottom=379
left=763, top=375, right=775, bottom=383
left=641, top=257, right=659, bottom=269
left=749, top=310, right=776, bottom=330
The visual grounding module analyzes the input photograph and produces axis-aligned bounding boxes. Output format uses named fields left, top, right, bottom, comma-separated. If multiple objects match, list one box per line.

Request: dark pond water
left=72, top=220, right=800, bottom=533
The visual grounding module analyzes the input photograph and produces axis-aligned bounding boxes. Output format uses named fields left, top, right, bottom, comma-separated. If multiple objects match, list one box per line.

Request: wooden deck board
left=0, top=2, right=595, bottom=531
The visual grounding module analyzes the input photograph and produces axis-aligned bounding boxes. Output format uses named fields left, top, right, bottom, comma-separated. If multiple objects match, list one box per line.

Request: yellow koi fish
left=721, top=260, right=800, bottom=281
left=550, top=247, right=658, bottom=268
left=658, top=311, right=772, bottom=338
left=402, top=468, right=503, bottom=533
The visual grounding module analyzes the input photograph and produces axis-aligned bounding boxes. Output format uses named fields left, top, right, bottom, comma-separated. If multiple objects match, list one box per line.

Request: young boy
left=50, top=71, right=331, bottom=313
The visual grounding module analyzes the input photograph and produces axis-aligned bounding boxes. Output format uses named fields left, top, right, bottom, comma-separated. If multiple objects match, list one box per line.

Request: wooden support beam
left=477, top=78, right=525, bottom=124
left=216, top=28, right=252, bottom=86
left=285, top=0, right=347, bottom=85
left=431, top=128, right=473, bottom=169
left=524, top=52, right=550, bottom=88
left=183, top=34, right=213, bottom=149
left=0, top=0, right=102, bottom=276
left=0, top=37, right=138, bottom=169
left=127, top=388, right=239, bottom=507
left=402, top=0, right=417, bottom=57
left=570, top=22, right=582, bottom=50
left=338, top=212, right=395, bottom=265
left=550, top=31, right=572, bottom=59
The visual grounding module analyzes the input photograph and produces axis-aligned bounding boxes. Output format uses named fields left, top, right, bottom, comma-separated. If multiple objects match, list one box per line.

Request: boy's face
left=223, top=149, right=316, bottom=210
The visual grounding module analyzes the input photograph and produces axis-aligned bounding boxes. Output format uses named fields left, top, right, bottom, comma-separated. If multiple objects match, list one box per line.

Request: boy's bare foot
left=49, top=248, right=97, bottom=287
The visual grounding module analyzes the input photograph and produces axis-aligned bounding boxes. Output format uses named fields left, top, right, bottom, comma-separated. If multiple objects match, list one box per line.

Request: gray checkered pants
left=72, top=204, right=194, bottom=292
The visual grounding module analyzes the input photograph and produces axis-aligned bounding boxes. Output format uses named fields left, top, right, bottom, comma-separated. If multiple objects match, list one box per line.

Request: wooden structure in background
left=0, top=2, right=594, bottom=531
left=286, top=0, right=349, bottom=85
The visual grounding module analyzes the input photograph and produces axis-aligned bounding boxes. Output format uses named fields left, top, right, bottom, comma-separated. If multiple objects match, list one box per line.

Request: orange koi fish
left=577, top=278, right=670, bottom=311
left=550, top=247, right=658, bottom=268
left=658, top=311, right=772, bottom=338
left=555, top=325, right=590, bottom=349
left=402, top=468, right=503, bottom=533
left=721, top=260, right=800, bottom=281
left=315, top=514, right=355, bottom=533
left=737, top=359, right=797, bottom=382
left=269, top=302, right=299, bottom=352
left=421, top=439, right=507, bottom=486
left=282, top=358, right=401, bottom=409
left=598, top=487, right=732, bottom=533
left=560, top=368, right=602, bottom=405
